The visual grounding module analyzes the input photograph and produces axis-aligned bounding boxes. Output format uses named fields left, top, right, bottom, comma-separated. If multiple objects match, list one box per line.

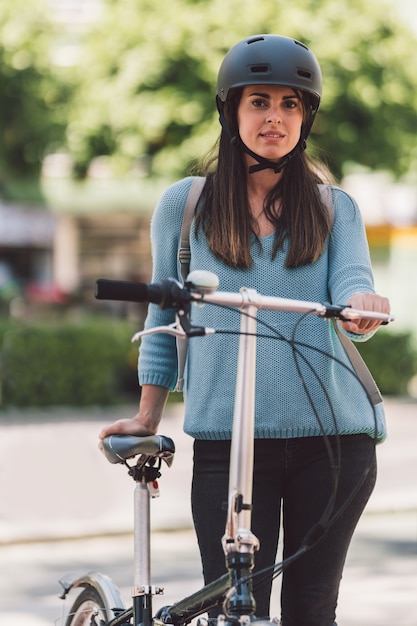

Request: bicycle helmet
left=216, top=34, right=322, bottom=173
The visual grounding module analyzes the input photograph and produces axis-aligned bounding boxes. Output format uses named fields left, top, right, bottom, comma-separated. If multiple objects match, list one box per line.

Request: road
left=0, top=512, right=416, bottom=626
left=0, top=398, right=416, bottom=625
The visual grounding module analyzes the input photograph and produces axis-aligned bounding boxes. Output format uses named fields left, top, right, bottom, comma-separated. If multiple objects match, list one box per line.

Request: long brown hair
left=195, top=88, right=334, bottom=269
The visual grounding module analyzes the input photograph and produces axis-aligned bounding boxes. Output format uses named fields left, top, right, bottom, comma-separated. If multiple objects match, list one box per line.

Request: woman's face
left=237, top=84, right=304, bottom=165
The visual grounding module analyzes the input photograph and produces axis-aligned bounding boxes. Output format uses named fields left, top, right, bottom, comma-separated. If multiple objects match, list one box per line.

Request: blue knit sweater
left=138, top=177, right=386, bottom=442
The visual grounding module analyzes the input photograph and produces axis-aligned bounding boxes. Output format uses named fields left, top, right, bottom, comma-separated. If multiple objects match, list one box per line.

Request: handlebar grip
left=95, top=277, right=191, bottom=309
left=95, top=279, right=151, bottom=302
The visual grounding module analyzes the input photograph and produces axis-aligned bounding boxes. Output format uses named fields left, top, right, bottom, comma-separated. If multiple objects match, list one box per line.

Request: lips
left=261, top=132, right=284, bottom=138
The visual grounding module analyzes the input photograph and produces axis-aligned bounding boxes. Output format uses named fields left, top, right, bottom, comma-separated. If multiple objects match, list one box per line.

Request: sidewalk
left=0, top=398, right=416, bottom=545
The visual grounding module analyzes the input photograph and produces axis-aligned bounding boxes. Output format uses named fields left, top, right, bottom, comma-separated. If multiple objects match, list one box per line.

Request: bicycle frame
left=61, top=274, right=393, bottom=626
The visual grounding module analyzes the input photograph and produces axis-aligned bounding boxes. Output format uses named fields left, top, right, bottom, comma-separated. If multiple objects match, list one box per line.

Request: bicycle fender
left=59, top=570, right=125, bottom=612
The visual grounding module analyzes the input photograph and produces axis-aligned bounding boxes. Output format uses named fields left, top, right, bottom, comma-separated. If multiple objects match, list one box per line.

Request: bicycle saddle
left=101, top=434, right=175, bottom=466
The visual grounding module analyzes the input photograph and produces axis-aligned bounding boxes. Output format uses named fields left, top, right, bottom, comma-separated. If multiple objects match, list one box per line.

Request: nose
left=266, top=110, right=282, bottom=124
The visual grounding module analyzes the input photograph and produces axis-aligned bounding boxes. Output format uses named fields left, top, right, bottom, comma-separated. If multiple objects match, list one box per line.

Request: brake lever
left=131, top=321, right=186, bottom=343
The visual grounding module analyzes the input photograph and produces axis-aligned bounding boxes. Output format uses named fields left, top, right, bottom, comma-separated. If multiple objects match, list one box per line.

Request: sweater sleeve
left=138, top=177, right=194, bottom=390
left=327, top=187, right=376, bottom=343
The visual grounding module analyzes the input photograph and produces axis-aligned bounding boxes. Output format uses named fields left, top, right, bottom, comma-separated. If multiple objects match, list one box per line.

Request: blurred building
left=0, top=166, right=166, bottom=307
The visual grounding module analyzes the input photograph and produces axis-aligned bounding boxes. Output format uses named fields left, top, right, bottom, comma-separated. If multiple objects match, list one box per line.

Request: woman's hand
left=99, top=414, right=156, bottom=440
left=338, top=292, right=391, bottom=335
left=98, top=384, right=169, bottom=441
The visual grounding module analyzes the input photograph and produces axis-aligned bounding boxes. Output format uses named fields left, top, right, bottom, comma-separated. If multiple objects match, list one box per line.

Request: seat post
left=133, top=479, right=151, bottom=588
left=130, top=464, right=163, bottom=626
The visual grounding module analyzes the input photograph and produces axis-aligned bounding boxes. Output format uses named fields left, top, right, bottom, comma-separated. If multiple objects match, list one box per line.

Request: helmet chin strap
left=219, top=111, right=305, bottom=175
left=231, top=132, right=304, bottom=174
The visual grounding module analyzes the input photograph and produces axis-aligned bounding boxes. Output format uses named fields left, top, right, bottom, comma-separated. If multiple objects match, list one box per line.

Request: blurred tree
left=0, top=0, right=72, bottom=182
left=65, top=0, right=417, bottom=180
left=1, top=0, right=416, bottom=183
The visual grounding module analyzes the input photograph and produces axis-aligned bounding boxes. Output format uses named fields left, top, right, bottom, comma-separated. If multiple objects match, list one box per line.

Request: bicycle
left=58, top=269, right=393, bottom=626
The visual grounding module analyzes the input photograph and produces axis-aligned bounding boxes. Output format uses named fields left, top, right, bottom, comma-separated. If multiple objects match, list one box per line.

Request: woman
left=100, top=35, right=390, bottom=625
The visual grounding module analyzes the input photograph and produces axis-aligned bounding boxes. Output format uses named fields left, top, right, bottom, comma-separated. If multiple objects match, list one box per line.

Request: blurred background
left=1, top=0, right=417, bottom=407
left=0, top=3, right=416, bottom=626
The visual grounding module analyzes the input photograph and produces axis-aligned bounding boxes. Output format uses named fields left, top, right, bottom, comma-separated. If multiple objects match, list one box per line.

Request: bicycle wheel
left=65, top=586, right=110, bottom=626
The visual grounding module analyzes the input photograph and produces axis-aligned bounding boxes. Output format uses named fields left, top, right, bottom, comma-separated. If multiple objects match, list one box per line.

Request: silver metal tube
left=193, top=289, right=393, bottom=323
left=133, top=481, right=151, bottom=587
left=224, top=289, right=259, bottom=551
left=194, top=290, right=327, bottom=316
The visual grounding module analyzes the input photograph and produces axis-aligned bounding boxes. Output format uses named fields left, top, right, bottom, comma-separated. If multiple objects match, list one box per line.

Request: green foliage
left=1, top=0, right=417, bottom=186
left=357, top=330, right=417, bottom=396
left=65, top=0, right=417, bottom=180
left=0, top=319, right=139, bottom=407
left=0, top=320, right=415, bottom=408
left=0, top=0, right=72, bottom=179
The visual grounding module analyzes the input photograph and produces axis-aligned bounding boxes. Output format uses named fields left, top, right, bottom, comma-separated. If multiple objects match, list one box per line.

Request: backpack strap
left=318, top=183, right=333, bottom=222
left=318, top=185, right=383, bottom=406
left=176, top=180, right=382, bottom=405
left=178, top=176, right=206, bottom=282
left=333, top=327, right=383, bottom=405
left=176, top=176, right=206, bottom=391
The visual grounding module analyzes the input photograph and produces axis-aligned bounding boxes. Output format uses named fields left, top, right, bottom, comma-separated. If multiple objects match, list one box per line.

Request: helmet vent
left=250, top=64, right=271, bottom=74
left=297, top=68, right=313, bottom=81
left=294, top=40, right=309, bottom=51
left=247, top=36, right=265, bottom=45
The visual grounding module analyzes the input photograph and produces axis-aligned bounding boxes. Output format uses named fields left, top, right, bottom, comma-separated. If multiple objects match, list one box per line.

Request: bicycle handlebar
left=95, top=274, right=394, bottom=324
left=95, top=277, right=191, bottom=309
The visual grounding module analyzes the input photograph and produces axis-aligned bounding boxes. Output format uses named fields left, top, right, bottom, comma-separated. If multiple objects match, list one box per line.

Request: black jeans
left=191, top=435, right=376, bottom=626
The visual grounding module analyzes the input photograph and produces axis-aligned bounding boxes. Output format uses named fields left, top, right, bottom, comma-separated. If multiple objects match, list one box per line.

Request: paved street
left=0, top=513, right=416, bottom=626
left=0, top=398, right=416, bottom=625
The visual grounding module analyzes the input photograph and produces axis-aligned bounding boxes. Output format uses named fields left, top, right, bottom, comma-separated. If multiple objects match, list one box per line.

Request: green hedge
left=356, top=329, right=417, bottom=396
left=0, top=319, right=416, bottom=408
left=0, top=319, right=139, bottom=407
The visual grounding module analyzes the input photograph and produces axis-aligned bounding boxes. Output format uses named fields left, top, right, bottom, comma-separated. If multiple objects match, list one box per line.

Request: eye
left=283, top=98, right=300, bottom=109
left=251, top=98, right=268, bottom=108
